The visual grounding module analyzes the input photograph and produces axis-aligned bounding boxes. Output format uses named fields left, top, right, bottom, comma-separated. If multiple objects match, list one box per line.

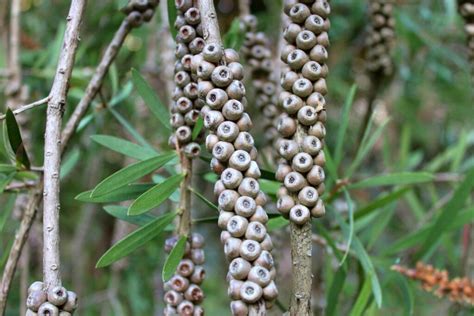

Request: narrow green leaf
left=128, top=174, right=185, bottom=215
left=0, top=164, right=17, bottom=173
left=103, top=205, right=156, bottom=226
left=267, top=216, right=289, bottom=232
left=349, top=172, right=434, bottom=189
left=450, top=130, right=468, bottom=171
left=167, top=0, right=178, bottom=39
left=355, top=187, right=410, bottom=220
left=335, top=211, right=382, bottom=307
left=96, top=211, right=176, bottom=268
left=109, top=108, right=152, bottom=148
left=91, top=153, right=175, bottom=197
left=91, top=134, right=157, bottom=161
left=326, top=267, right=347, bottom=316
left=347, top=116, right=390, bottom=178
left=189, top=187, right=218, bottom=212
left=192, top=116, right=204, bottom=141
left=5, top=110, right=30, bottom=169
left=393, top=273, right=414, bottom=316
left=259, top=179, right=279, bottom=196
left=223, top=19, right=245, bottom=50
left=416, top=168, right=474, bottom=260
left=109, top=81, right=133, bottom=107
left=334, top=84, right=357, bottom=167
left=162, top=235, right=187, bottom=281
left=0, top=194, right=17, bottom=232
left=0, top=173, right=16, bottom=193
left=75, top=184, right=155, bottom=203
left=60, top=147, right=80, bottom=179
left=324, top=148, right=338, bottom=183
left=349, top=277, right=372, bottom=316
left=131, top=69, right=171, bottom=131
left=339, top=190, right=354, bottom=266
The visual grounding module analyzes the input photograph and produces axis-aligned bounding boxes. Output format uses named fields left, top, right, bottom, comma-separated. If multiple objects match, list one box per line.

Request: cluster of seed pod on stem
left=239, top=15, right=281, bottom=148
left=459, top=0, right=474, bottom=69
left=168, top=0, right=206, bottom=158
left=26, top=282, right=77, bottom=316
left=121, top=0, right=159, bottom=27
left=192, top=40, right=278, bottom=313
left=275, top=0, right=330, bottom=225
left=163, top=234, right=206, bottom=315
left=364, top=0, right=395, bottom=75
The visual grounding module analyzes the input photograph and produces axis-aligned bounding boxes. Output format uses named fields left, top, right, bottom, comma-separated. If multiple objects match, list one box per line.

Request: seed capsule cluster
left=26, top=282, right=77, bottom=316
left=364, top=0, right=395, bottom=75
left=459, top=0, right=474, bottom=70
left=121, top=0, right=159, bottom=27
left=163, top=233, right=206, bottom=315
left=276, top=0, right=330, bottom=225
left=168, top=1, right=206, bottom=157
left=240, top=15, right=280, bottom=146
left=194, top=41, right=278, bottom=312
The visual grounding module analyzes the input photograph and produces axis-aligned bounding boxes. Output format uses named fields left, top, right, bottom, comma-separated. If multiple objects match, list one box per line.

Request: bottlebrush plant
left=0, top=0, right=472, bottom=316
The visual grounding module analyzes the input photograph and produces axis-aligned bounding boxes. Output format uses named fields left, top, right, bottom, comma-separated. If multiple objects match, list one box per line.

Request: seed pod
left=228, top=62, right=244, bottom=80
left=307, top=165, right=325, bottom=185
left=229, top=258, right=252, bottom=280
left=238, top=177, right=260, bottom=198
left=249, top=205, right=269, bottom=224
left=177, top=259, right=195, bottom=277
left=204, top=110, right=224, bottom=130
left=217, top=121, right=240, bottom=142
left=234, top=132, right=255, bottom=151
left=177, top=300, right=194, bottom=315
left=197, top=80, right=213, bottom=98
left=226, top=81, right=246, bottom=100
left=190, top=266, right=206, bottom=285
left=176, top=125, right=192, bottom=143
left=184, top=143, right=201, bottom=158
left=218, top=190, right=239, bottom=211
left=228, top=279, right=243, bottom=300
left=62, top=291, right=78, bottom=312
left=184, top=284, right=204, bottom=303
left=37, top=302, right=59, bottom=316
left=191, top=248, right=205, bottom=265
left=277, top=194, right=295, bottom=215
left=292, top=152, right=313, bottom=173
left=260, top=233, right=274, bottom=251
left=275, top=163, right=292, bottom=182
left=28, top=282, right=44, bottom=294
left=206, top=134, right=219, bottom=152
left=25, top=309, right=37, bottom=316
left=263, top=281, right=279, bottom=301
left=227, top=215, right=249, bottom=238
left=309, top=121, right=326, bottom=138
left=282, top=94, right=304, bottom=114
left=298, top=186, right=319, bottom=207
left=47, top=286, right=68, bottom=306
left=212, top=141, right=234, bottom=161
left=234, top=196, right=257, bottom=217
left=277, top=116, right=297, bottom=138
left=170, top=274, right=190, bottom=292
left=221, top=230, right=232, bottom=243
left=289, top=3, right=311, bottom=23
left=289, top=204, right=311, bottom=225
left=302, top=135, right=322, bottom=155
left=281, top=71, right=299, bottom=91
left=287, top=49, right=309, bottom=70
left=314, top=150, right=326, bottom=166
left=248, top=266, right=271, bottom=287
left=284, top=171, right=307, bottom=192
left=222, top=100, right=244, bottom=121
left=203, top=43, right=224, bottom=63
left=164, top=305, right=177, bottom=316
left=240, top=281, right=263, bottom=304
left=221, top=168, right=243, bottom=189
left=311, top=198, right=326, bottom=218
left=206, top=88, right=228, bottom=109
left=245, top=221, right=267, bottom=242
left=191, top=233, right=205, bottom=249
left=240, top=239, right=262, bottom=261
left=225, top=237, right=243, bottom=260
left=211, top=66, right=234, bottom=87
left=296, top=30, right=318, bottom=50
left=245, top=161, right=261, bottom=179
left=236, top=113, right=253, bottom=132
left=26, top=290, right=47, bottom=312
left=210, top=157, right=225, bottom=174
left=230, top=300, right=249, bottom=316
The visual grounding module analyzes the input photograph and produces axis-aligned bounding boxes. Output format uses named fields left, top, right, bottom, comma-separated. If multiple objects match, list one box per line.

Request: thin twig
left=238, top=0, right=250, bottom=16
left=0, top=188, right=42, bottom=315
left=61, top=18, right=132, bottom=152
left=6, top=0, right=21, bottom=111
left=42, top=0, right=87, bottom=289
left=158, top=0, right=175, bottom=104
left=0, top=96, right=51, bottom=120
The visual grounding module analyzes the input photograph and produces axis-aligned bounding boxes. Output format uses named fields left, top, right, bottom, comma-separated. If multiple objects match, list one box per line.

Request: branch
left=61, top=18, right=132, bottom=152
left=157, top=0, right=175, bottom=104
left=198, top=0, right=222, bottom=47
left=42, top=0, right=87, bottom=289
left=5, top=0, right=21, bottom=110
left=0, top=96, right=51, bottom=120
left=0, top=188, right=42, bottom=316
left=238, top=0, right=250, bottom=16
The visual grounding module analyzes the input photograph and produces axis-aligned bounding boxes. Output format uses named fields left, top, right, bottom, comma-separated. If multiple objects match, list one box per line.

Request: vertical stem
left=158, top=0, right=176, bottom=105
left=6, top=0, right=21, bottom=110
left=177, top=156, right=192, bottom=236
left=0, top=188, right=42, bottom=316
left=238, top=0, right=250, bottom=16
left=19, top=243, right=30, bottom=316
left=42, top=0, right=87, bottom=288
left=290, top=222, right=313, bottom=315
left=198, top=0, right=222, bottom=47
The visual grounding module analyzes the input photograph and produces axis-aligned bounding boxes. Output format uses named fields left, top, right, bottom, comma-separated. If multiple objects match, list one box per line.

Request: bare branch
left=61, top=18, right=132, bottom=152
left=238, top=0, right=250, bottom=16
left=198, top=0, right=222, bottom=47
left=42, top=0, right=87, bottom=288
left=0, top=188, right=42, bottom=315
left=0, top=96, right=51, bottom=120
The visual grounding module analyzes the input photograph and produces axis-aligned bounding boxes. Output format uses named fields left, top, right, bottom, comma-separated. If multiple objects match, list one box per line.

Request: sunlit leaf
left=103, top=205, right=156, bottom=226
left=91, top=134, right=157, bottom=161
left=189, top=187, right=218, bottom=212
left=76, top=184, right=155, bottom=203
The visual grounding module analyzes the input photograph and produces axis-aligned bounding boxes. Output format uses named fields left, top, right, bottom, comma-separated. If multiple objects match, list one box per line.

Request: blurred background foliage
left=0, top=0, right=473, bottom=315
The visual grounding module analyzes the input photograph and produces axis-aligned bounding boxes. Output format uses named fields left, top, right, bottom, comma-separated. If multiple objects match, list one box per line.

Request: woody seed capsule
left=225, top=237, right=243, bottom=260
left=177, top=300, right=194, bottom=315
left=229, top=258, right=252, bottom=280
left=238, top=177, right=260, bottom=198
left=307, top=165, right=325, bottom=185
left=245, top=221, right=267, bottom=242
left=240, top=239, right=262, bottom=261
left=184, top=284, right=204, bottom=303
left=297, top=105, right=318, bottom=125
left=222, top=100, right=244, bottom=121
left=206, top=88, right=228, bottom=109
left=234, top=196, right=257, bottom=217
left=302, top=135, right=322, bottom=155
left=211, top=66, right=234, bottom=87
left=217, top=121, right=240, bottom=142
left=226, top=81, right=246, bottom=100
left=289, top=204, right=311, bottom=224
left=227, top=215, right=249, bottom=238
left=250, top=205, right=269, bottom=223
left=47, top=286, right=68, bottom=306
left=289, top=3, right=311, bottom=23
left=240, top=281, right=263, bottom=304
left=177, top=259, right=195, bottom=277
left=292, top=152, right=313, bottom=173
left=170, top=274, right=190, bottom=292
left=282, top=94, right=304, bottom=114
left=38, top=302, right=59, bottom=316
left=311, top=198, right=326, bottom=218
left=248, top=266, right=271, bottom=287
left=284, top=171, right=307, bottom=192
left=27, top=290, right=47, bottom=312
left=287, top=49, right=309, bottom=70
left=296, top=30, right=318, bottom=50
left=230, top=300, right=249, bottom=316
left=212, top=141, right=234, bottom=161
left=228, top=279, right=244, bottom=300
left=221, top=168, right=243, bottom=189
left=277, top=116, right=297, bottom=137
left=278, top=139, right=299, bottom=160
left=218, top=189, right=239, bottom=211
left=298, top=186, right=319, bottom=207
left=190, top=266, right=206, bottom=285
left=277, top=195, right=295, bottom=215
left=293, top=78, right=313, bottom=97
left=203, top=43, right=223, bottom=63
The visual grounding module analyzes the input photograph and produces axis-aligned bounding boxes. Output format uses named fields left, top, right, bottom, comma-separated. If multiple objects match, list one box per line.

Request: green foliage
left=3, top=110, right=30, bottom=169
left=96, top=211, right=176, bottom=268
left=91, top=134, right=157, bottom=160
left=162, top=235, right=187, bottom=281
left=167, top=0, right=178, bottom=39
left=223, top=19, right=245, bottom=50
